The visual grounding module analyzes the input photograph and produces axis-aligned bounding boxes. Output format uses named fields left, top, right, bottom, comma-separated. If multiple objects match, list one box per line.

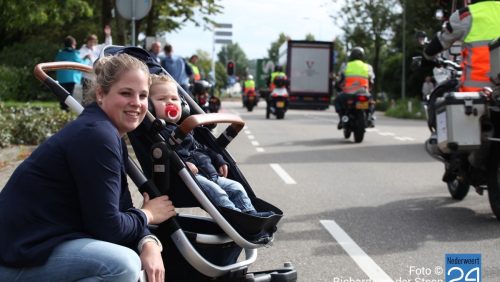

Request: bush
left=0, top=41, right=59, bottom=101
left=0, top=103, right=77, bottom=148
left=385, top=98, right=426, bottom=119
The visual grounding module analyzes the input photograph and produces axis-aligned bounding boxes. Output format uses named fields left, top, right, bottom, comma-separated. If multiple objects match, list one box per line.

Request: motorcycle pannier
left=435, top=92, right=486, bottom=154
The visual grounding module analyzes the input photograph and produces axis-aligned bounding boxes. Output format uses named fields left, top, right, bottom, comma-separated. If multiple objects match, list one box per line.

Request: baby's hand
left=219, top=164, right=228, bottom=178
left=186, top=162, right=198, bottom=174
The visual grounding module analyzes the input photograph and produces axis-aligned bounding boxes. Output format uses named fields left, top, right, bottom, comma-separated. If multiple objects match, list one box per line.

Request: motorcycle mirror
left=435, top=9, right=444, bottom=21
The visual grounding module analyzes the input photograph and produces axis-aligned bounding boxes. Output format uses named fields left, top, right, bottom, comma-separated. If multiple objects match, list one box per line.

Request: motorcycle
left=192, top=80, right=220, bottom=113
left=418, top=37, right=500, bottom=220
left=266, top=76, right=289, bottom=119
left=340, top=92, right=373, bottom=143
left=243, top=89, right=258, bottom=112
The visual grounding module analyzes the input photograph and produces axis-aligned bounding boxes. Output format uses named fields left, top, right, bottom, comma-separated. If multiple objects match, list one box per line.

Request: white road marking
left=269, top=163, right=296, bottom=184
left=320, top=220, right=394, bottom=282
left=394, top=136, right=415, bottom=141
left=378, top=132, right=395, bottom=136
left=256, top=147, right=265, bottom=152
left=244, top=130, right=251, bottom=134
left=251, top=141, right=260, bottom=146
left=248, top=135, right=255, bottom=140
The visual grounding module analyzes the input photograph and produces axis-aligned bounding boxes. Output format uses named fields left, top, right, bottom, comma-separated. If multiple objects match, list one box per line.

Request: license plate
left=356, top=101, right=369, bottom=109
left=248, top=96, right=254, bottom=101
left=303, top=97, right=314, bottom=101
left=277, top=101, right=285, bottom=108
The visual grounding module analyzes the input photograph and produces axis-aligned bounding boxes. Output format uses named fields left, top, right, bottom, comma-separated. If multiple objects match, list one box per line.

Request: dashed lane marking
left=269, top=163, right=296, bottom=184
left=320, top=220, right=394, bottom=282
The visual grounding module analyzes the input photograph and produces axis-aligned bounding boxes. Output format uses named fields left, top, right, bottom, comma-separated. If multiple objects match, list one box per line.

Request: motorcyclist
left=242, top=74, right=256, bottom=105
left=424, top=0, right=500, bottom=92
left=266, top=65, right=289, bottom=113
left=334, top=46, right=375, bottom=129
left=267, top=65, right=287, bottom=91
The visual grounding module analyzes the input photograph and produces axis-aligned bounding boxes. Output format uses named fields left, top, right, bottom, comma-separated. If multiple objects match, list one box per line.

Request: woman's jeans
left=195, top=174, right=255, bottom=212
left=0, top=238, right=141, bottom=282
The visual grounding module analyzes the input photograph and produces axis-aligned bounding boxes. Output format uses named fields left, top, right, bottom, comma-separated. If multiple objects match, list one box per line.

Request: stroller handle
left=167, top=113, right=245, bottom=149
left=34, top=62, right=92, bottom=82
left=178, top=113, right=245, bottom=135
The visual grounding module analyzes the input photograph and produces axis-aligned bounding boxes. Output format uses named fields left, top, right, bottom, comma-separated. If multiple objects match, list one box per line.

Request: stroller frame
left=33, top=46, right=297, bottom=281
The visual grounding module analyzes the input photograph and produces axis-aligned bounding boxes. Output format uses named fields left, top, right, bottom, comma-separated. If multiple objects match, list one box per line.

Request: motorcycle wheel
left=487, top=148, right=500, bottom=219
left=266, top=108, right=270, bottom=119
left=247, top=105, right=254, bottom=112
left=276, top=110, right=284, bottom=119
left=447, top=177, right=470, bottom=200
left=343, top=128, right=351, bottom=139
left=353, top=112, right=366, bottom=143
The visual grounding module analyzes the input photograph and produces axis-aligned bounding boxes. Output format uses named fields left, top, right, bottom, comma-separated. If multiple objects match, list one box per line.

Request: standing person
left=149, top=74, right=273, bottom=218
left=161, top=43, right=190, bottom=93
left=79, top=25, right=113, bottom=94
left=0, top=53, right=176, bottom=282
left=334, top=46, right=375, bottom=129
left=421, top=75, right=435, bottom=100
left=54, top=35, right=86, bottom=111
left=149, top=41, right=162, bottom=64
left=424, top=0, right=500, bottom=92
left=187, top=54, right=202, bottom=82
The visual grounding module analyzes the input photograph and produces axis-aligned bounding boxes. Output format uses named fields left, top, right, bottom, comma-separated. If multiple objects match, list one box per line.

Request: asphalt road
left=217, top=101, right=500, bottom=282
left=1, top=100, right=499, bottom=281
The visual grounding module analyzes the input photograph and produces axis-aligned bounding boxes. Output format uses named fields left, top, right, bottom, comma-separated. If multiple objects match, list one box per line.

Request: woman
left=0, top=53, right=175, bottom=282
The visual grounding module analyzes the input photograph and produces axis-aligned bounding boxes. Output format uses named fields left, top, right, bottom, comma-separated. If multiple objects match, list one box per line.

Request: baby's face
left=150, top=82, right=182, bottom=123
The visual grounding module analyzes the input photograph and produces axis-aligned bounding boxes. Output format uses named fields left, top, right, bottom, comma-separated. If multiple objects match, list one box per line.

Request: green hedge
left=384, top=98, right=426, bottom=119
left=0, top=103, right=77, bottom=148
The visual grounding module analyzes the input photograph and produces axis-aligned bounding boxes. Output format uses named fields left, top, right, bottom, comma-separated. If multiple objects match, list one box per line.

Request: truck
left=278, top=40, right=334, bottom=110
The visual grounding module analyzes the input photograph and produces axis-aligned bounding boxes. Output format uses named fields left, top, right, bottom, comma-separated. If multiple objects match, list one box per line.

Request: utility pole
left=401, top=0, right=406, bottom=100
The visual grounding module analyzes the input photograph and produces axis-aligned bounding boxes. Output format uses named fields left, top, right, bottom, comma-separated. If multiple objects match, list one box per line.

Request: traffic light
left=227, top=61, right=235, bottom=76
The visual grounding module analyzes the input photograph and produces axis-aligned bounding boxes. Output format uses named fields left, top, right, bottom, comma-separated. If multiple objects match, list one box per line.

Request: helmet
left=247, top=74, right=254, bottom=80
left=192, top=80, right=211, bottom=95
left=349, top=47, right=365, bottom=61
left=274, top=65, right=283, bottom=72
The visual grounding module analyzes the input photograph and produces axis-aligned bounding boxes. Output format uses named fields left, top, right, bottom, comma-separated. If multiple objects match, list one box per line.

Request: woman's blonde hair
left=85, top=53, right=151, bottom=104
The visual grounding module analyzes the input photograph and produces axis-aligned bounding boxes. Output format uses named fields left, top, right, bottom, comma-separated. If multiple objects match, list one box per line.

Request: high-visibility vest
left=460, top=2, right=500, bottom=92
left=342, top=60, right=369, bottom=94
left=244, top=79, right=255, bottom=92
left=189, top=63, right=201, bottom=81
left=270, top=71, right=286, bottom=90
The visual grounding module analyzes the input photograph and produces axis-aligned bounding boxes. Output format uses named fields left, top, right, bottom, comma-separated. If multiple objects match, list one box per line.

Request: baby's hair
left=150, top=74, right=177, bottom=96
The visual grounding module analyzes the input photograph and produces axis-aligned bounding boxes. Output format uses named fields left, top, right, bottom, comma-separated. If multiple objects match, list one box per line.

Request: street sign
left=215, top=39, right=233, bottom=44
left=116, top=0, right=152, bottom=20
left=215, top=31, right=232, bottom=36
left=215, top=23, right=233, bottom=28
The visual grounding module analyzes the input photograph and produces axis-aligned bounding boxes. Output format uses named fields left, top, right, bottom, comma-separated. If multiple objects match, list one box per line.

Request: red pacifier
left=165, top=104, right=179, bottom=120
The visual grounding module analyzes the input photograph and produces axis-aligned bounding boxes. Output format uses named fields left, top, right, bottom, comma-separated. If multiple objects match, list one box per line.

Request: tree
left=267, top=33, right=289, bottom=63
left=217, top=43, right=249, bottom=82
left=332, top=0, right=399, bottom=95
left=305, top=33, right=315, bottom=41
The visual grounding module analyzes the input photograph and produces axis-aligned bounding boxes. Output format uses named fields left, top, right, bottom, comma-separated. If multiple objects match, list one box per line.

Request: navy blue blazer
left=0, top=103, right=150, bottom=267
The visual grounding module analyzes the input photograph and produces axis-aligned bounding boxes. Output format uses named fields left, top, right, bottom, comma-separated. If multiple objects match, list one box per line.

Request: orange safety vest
left=269, top=71, right=286, bottom=91
left=342, top=60, right=369, bottom=94
left=460, top=2, right=500, bottom=92
left=189, top=63, right=201, bottom=81
left=244, top=79, right=255, bottom=93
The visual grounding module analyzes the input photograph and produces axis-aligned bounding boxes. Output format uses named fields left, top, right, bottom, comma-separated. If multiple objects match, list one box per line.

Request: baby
left=149, top=74, right=273, bottom=217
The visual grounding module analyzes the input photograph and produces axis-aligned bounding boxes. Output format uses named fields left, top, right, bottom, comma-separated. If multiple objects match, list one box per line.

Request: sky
left=161, top=0, right=344, bottom=60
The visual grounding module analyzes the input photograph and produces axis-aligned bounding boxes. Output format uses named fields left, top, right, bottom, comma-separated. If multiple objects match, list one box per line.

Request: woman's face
left=97, top=69, right=149, bottom=136
left=150, top=82, right=182, bottom=123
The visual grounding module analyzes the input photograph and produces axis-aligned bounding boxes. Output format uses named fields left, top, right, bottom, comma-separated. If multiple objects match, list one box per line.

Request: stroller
left=34, top=46, right=297, bottom=282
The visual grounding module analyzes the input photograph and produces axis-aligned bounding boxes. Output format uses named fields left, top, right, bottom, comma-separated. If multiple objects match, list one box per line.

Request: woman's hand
left=141, top=193, right=176, bottom=225
left=186, top=161, right=198, bottom=175
left=219, top=164, right=228, bottom=178
left=140, top=242, right=164, bottom=282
